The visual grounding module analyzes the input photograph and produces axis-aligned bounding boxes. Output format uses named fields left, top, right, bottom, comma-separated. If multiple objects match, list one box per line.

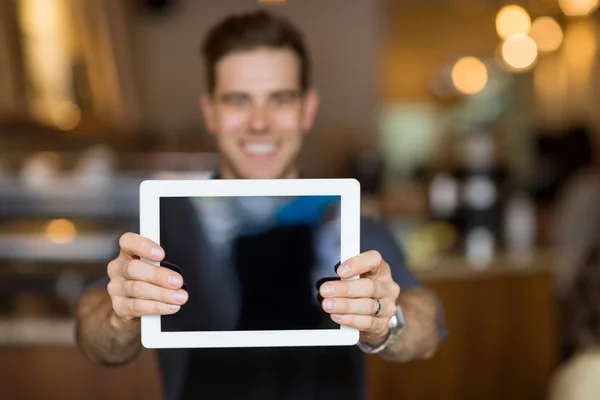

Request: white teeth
left=244, top=143, right=277, bottom=155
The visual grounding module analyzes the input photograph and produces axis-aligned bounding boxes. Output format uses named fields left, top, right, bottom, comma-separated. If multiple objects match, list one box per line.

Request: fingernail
left=168, top=304, right=180, bottom=311
left=324, top=299, right=336, bottom=311
left=151, top=247, right=165, bottom=259
left=331, top=314, right=343, bottom=321
left=338, top=264, right=351, bottom=276
left=173, top=291, right=187, bottom=304
left=321, top=283, right=335, bottom=295
left=168, top=275, right=183, bottom=288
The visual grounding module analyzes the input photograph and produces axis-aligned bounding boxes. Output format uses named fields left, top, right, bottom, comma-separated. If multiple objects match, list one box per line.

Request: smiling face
left=200, top=47, right=319, bottom=179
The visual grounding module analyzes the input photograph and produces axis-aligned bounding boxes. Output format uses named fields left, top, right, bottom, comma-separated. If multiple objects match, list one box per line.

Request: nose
left=249, top=105, right=269, bottom=134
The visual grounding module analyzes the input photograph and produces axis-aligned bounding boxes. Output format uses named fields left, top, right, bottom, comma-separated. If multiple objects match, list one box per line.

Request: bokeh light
left=530, top=17, right=564, bottom=52
left=496, top=5, right=531, bottom=39
left=451, top=57, right=488, bottom=95
left=52, top=102, right=81, bottom=131
left=502, top=33, right=538, bottom=71
left=559, top=0, right=599, bottom=16
left=45, top=219, right=77, bottom=244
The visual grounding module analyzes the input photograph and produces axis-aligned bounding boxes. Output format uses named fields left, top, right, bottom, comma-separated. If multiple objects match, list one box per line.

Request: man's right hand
left=106, top=232, right=188, bottom=331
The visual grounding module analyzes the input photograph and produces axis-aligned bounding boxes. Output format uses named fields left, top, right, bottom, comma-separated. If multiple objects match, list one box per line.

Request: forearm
left=75, top=287, right=142, bottom=365
left=378, top=288, right=442, bottom=363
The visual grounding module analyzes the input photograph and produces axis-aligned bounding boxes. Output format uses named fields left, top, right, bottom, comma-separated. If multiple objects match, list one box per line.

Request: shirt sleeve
left=360, top=217, right=448, bottom=339
left=359, top=217, right=420, bottom=289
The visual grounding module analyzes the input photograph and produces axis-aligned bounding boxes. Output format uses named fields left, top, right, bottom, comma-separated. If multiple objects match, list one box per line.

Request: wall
left=381, top=4, right=500, bottom=101
left=0, top=1, right=26, bottom=120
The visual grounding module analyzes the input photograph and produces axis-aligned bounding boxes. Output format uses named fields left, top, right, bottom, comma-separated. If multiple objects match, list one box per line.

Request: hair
left=201, top=9, right=311, bottom=93
left=564, top=244, right=600, bottom=353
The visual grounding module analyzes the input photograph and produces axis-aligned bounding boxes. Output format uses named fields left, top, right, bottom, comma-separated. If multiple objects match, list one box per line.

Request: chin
left=240, top=168, right=286, bottom=180
left=222, top=148, right=298, bottom=180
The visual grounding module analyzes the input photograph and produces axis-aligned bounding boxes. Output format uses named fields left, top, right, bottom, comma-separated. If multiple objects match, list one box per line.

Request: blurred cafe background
left=1, top=0, right=600, bottom=399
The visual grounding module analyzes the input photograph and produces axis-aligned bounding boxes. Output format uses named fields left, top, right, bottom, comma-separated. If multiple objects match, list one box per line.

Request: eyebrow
left=270, top=89, right=302, bottom=97
left=217, top=89, right=302, bottom=101
left=218, top=92, right=250, bottom=102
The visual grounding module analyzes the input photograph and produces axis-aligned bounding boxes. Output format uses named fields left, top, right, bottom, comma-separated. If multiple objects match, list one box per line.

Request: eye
left=271, top=92, right=297, bottom=106
left=222, top=95, right=250, bottom=107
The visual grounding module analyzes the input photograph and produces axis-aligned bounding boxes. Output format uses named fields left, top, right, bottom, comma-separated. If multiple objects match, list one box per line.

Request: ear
left=199, top=93, right=217, bottom=135
left=301, top=88, right=320, bottom=133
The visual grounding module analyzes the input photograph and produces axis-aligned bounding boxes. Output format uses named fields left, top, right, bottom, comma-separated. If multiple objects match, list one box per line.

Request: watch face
left=395, top=306, right=405, bottom=330
left=388, top=315, right=398, bottom=329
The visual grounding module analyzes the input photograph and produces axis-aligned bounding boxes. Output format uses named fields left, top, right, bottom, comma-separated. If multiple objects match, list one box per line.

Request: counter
left=0, top=318, right=74, bottom=347
left=0, top=251, right=559, bottom=400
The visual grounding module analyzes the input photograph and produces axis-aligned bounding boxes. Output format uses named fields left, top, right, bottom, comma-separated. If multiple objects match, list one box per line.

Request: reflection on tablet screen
left=159, top=195, right=342, bottom=332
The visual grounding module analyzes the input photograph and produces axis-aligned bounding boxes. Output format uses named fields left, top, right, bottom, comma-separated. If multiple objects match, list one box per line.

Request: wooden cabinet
left=366, top=269, right=559, bottom=400
left=0, top=348, right=162, bottom=400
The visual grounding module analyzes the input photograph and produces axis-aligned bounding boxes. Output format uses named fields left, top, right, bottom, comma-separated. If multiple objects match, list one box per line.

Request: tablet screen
left=158, top=195, right=342, bottom=333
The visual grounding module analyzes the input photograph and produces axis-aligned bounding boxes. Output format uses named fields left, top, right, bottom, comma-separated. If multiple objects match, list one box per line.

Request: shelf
left=0, top=171, right=212, bottom=218
left=0, top=233, right=118, bottom=262
left=0, top=176, right=140, bottom=219
left=0, top=318, right=74, bottom=347
left=412, top=248, right=557, bottom=282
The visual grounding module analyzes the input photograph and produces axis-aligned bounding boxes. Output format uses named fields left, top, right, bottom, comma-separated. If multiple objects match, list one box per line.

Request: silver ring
left=373, top=298, right=381, bottom=316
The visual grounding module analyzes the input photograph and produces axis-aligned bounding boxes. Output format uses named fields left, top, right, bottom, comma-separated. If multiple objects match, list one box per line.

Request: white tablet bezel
left=139, top=178, right=361, bottom=349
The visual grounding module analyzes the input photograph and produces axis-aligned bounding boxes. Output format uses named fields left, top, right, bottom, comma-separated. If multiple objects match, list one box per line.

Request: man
left=76, top=9, right=446, bottom=400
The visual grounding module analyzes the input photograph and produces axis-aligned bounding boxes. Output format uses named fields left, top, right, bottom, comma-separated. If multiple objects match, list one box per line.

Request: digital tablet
left=139, top=178, right=361, bottom=348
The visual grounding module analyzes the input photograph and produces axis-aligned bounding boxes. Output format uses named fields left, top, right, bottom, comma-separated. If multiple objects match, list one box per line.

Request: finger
left=319, top=278, right=387, bottom=298
left=337, top=251, right=389, bottom=278
left=330, top=313, right=388, bottom=336
left=161, top=261, right=188, bottom=292
left=107, top=259, right=120, bottom=280
left=316, top=276, right=341, bottom=304
left=113, top=297, right=180, bottom=318
left=122, top=259, right=184, bottom=289
left=315, top=276, right=340, bottom=290
left=119, top=232, right=164, bottom=261
left=322, top=297, right=394, bottom=316
left=121, top=280, right=188, bottom=306
left=334, top=261, right=341, bottom=274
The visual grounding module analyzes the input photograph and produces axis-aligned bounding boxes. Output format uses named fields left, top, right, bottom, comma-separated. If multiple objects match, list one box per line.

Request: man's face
left=200, top=47, right=319, bottom=179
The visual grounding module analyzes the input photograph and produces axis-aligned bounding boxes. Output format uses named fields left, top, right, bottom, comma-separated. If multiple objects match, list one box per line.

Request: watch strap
left=357, top=304, right=405, bottom=354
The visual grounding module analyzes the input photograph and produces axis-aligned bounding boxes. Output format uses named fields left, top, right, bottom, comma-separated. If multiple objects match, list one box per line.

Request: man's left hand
left=318, top=250, right=401, bottom=346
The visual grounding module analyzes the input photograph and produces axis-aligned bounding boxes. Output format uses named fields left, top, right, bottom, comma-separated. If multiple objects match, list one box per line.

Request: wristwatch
left=357, top=303, right=405, bottom=354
